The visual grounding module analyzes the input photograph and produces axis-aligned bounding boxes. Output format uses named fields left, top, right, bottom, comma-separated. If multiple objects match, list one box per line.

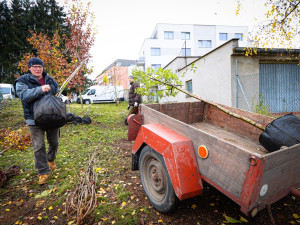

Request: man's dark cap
left=28, top=57, right=44, bottom=68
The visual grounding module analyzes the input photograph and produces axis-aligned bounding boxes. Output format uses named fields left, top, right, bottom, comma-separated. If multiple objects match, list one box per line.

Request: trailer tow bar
left=291, top=188, right=300, bottom=198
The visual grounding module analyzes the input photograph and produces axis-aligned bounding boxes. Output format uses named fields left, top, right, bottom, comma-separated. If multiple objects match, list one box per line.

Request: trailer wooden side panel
left=147, top=102, right=205, bottom=124
left=257, top=144, right=300, bottom=204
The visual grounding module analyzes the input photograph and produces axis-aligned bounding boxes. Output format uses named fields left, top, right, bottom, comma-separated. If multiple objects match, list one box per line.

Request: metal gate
left=259, top=63, right=300, bottom=113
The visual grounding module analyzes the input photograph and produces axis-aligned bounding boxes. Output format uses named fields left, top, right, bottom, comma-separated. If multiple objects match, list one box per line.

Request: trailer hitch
left=291, top=188, right=300, bottom=198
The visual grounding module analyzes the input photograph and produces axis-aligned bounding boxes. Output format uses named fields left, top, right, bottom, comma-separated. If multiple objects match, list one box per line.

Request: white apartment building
left=137, top=23, right=248, bottom=70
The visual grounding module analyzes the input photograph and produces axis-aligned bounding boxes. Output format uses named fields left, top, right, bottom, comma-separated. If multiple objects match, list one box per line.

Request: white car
left=78, top=85, right=124, bottom=104
left=0, top=83, right=15, bottom=99
left=59, top=94, right=71, bottom=103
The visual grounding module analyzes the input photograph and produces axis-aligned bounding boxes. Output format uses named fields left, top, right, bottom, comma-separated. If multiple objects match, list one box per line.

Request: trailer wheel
left=139, top=146, right=179, bottom=213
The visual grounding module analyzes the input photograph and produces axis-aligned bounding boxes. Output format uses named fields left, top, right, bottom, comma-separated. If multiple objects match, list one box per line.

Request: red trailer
left=128, top=101, right=300, bottom=216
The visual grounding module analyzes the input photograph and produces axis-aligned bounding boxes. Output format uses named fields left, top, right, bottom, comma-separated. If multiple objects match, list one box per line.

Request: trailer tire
left=139, top=145, right=179, bottom=213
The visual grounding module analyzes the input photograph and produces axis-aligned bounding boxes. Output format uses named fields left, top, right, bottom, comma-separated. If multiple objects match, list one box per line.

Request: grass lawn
left=0, top=99, right=148, bottom=225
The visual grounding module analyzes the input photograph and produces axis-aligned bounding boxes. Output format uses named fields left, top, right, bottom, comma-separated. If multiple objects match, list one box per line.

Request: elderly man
left=15, top=57, right=59, bottom=185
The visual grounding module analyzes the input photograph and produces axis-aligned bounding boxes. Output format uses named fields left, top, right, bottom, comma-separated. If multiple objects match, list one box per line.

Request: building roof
left=163, top=56, right=200, bottom=70
left=178, top=38, right=240, bottom=72
left=232, top=47, right=300, bottom=55
left=100, top=59, right=137, bottom=75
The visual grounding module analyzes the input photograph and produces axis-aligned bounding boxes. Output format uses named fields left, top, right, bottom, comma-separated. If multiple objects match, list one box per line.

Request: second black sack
left=259, top=113, right=300, bottom=152
left=34, top=94, right=66, bottom=129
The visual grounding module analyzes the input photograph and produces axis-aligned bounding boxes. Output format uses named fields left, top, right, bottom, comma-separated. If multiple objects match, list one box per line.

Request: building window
left=151, top=64, right=161, bottom=71
left=235, top=33, right=243, bottom=41
left=181, top=32, right=190, bottom=40
left=198, top=40, right=212, bottom=48
left=164, top=31, right=174, bottom=39
left=180, top=48, right=191, bottom=56
left=186, top=80, right=192, bottom=96
left=151, top=48, right=161, bottom=56
left=219, top=33, right=228, bottom=41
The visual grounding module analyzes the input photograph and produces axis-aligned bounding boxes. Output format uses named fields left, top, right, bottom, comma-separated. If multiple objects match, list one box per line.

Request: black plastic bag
left=34, top=94, right=66, bottom=129
left=66, top=113, right=75, bottom=123
left=259, top=113, right=300, bottom=152
left=82, top=116, right=91, bottom=124
left=73, top=116, right=82, bottom=125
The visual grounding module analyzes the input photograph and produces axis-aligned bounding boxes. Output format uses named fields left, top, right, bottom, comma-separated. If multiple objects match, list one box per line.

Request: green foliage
left=251, top=94, right=271, bottom=115
left=132, top=67, right=182, bottom=103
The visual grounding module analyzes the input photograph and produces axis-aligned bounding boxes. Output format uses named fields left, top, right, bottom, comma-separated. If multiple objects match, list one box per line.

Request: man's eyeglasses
left=31, top=66, right=43, bottom=69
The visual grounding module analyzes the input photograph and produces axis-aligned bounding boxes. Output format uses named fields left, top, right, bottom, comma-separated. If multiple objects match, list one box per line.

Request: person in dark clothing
left=15, top=57, right=59, bottom=185
left=128, top=75, right=141, bottom=115
left=124, top=75, right=141, bottom=125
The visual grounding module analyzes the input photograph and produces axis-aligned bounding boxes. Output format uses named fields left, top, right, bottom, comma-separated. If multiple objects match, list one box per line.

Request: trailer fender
left=132, top=123, right=203, bottom=200
left=128, top=114, right=144, bottom=141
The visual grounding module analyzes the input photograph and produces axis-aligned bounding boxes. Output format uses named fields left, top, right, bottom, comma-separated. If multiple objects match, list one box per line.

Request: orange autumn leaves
left=0, top=127, right=31, bottom=151
left=16, top=0, right=95, bottom=93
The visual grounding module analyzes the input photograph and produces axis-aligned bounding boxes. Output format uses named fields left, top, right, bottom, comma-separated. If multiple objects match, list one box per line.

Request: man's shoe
left=38, top=174, right=50, bottom=185
left=48, top=161, right=57, bottom=170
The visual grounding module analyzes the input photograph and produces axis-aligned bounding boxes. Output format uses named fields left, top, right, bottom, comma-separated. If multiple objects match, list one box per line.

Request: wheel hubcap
left=149, top=161, right=165, bottom=193
left=143, top=156, right=167, bottom=202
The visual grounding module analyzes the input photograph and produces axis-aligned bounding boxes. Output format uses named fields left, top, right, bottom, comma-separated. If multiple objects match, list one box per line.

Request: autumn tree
left=63, top=0, right=96, bottom=94
left=0, top=0, right=67, bottom=83
left=17, top=0, right=96, bottom=95
left=111, top=65, right=123, bottom=104
left=17, top=31, right=70, bottom=87
left=236, top=0, right=300, bottom=52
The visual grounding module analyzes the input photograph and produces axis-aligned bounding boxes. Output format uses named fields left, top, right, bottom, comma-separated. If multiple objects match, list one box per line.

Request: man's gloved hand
left=134, top=102, right=139, bottom=107
left=127, top=105, right=130, bottom=110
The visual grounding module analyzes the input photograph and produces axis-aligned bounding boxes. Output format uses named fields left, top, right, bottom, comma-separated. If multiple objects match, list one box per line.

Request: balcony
left=136, top=57, right=145, bottom=66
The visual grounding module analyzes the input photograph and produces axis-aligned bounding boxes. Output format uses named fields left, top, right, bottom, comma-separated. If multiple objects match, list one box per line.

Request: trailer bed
left=191, top=122, right=268, bottom=155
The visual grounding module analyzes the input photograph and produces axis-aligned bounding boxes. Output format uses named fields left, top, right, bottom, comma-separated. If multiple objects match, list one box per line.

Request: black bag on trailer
left=259, top=113, right=300, bottom=152
left=34, top=94, right=66, bottom=129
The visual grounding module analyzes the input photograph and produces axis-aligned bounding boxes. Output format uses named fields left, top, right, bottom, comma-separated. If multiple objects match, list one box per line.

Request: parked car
left=77, top=85, right=124, bottom=104
left=59, top=94, right=72, bottom=104
left=0, top=83, right=15, bottom=99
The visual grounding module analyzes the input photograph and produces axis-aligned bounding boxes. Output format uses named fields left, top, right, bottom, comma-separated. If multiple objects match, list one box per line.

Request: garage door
left=259, top=63, right=300, bottom=113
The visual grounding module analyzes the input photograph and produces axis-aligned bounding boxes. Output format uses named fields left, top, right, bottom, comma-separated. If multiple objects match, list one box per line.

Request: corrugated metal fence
left=237, top=63, right=300, bottom=113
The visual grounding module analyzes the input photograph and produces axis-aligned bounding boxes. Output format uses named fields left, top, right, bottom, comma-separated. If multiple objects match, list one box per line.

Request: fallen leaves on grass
left=223, top=213, right=241, bottom=223
left=293, top=214, right=300, bottom=219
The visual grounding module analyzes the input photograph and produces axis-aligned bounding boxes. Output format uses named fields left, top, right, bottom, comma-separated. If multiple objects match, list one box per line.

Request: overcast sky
left=59, top=0, right=268, bottom=79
